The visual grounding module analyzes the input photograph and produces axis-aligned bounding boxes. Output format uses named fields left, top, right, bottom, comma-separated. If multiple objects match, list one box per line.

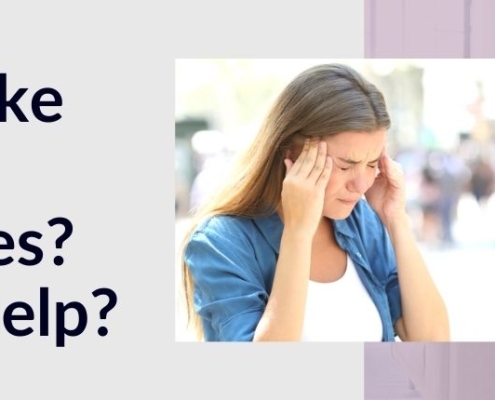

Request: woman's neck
left=312, top=217, right=336, bottom=247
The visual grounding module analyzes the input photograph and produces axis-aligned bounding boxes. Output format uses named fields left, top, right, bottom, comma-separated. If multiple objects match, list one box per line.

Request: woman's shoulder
left=189, top=212, right=282, bottom=249
left=196, top=214, right=253, bottom=233
left=189, top=214, right=260, bottom=247
left=198, top=212, right=279, bottom=232
left=184, top=213, right=281, bottom=270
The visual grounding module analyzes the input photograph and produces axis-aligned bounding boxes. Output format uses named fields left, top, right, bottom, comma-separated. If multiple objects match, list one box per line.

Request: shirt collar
left=332, top=217, right=355, bottom=239
left=253, top=212, right=284, bottom=254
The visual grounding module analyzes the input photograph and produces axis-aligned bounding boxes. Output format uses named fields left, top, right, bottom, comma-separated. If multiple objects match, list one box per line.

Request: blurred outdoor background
left=175, top=59, right=495, bottom=342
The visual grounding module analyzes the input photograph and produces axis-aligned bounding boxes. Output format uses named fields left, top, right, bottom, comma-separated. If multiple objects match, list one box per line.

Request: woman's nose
left=347, top=171, right=373, bottom=193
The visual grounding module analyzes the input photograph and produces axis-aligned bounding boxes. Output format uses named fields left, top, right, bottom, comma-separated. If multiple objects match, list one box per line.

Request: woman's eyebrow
left=337, top=157, right=360, bottom=165
left=337, top=155, right=381, bottom=165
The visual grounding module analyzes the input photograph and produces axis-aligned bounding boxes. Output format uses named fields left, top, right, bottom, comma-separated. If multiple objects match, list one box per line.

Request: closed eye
left=339, top=165, right=377, bottom=171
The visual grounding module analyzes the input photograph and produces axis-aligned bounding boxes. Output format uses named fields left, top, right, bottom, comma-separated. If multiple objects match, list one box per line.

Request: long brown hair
left=178, top=63, right=391, bottom=340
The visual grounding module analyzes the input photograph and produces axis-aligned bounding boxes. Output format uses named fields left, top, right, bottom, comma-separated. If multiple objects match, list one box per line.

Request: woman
left=179, top=63, right=450, bottom=342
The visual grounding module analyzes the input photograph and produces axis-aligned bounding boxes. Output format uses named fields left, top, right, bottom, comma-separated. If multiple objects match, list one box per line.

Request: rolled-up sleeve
left=360, top=200, right=403, bottom=329
left=382, top=234, right=402, bottom=328
left=184, top=229, right=268, bottom=341
left=386, top=270, right=402, bottom=326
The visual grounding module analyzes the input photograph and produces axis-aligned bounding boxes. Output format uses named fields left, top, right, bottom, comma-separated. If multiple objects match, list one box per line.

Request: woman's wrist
left=281, top=227, right=314, bottom=247
left=383, top=212, right=412, bottom=238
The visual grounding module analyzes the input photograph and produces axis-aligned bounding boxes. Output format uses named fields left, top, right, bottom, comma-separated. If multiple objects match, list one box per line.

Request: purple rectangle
left=365, top=0, right=495, bottom=57
left=365, top=342, right=495, bottom=399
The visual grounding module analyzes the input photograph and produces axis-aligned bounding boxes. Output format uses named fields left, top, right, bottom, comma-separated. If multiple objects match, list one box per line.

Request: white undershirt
left=301, top=255, right=383, bottom=342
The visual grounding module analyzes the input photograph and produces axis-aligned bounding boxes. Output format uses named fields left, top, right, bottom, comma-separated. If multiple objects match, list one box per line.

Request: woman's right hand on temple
left=281, top=137, right=333, bottom=236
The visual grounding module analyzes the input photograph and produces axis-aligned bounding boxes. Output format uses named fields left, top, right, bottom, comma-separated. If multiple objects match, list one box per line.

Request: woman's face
left=321, top=129, right=387, bottom=220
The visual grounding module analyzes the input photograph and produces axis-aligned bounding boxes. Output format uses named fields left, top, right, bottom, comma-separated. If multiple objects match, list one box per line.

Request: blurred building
left=175, top=118, right=209, bottom=217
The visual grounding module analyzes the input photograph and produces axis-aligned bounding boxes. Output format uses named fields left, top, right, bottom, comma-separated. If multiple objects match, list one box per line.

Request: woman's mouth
left=338, top=198, right=359, bottom=205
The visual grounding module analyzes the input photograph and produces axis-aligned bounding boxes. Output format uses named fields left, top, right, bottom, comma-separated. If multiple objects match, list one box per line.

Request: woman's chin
left=323, top=207, right=354, bottom=220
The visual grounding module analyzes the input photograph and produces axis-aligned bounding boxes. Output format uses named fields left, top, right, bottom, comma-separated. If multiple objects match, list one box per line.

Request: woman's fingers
left=285, top=137, right=332, bottom=187
left=290, top=138, right=311, bottom=174
left=284, top=157, right=294, bottom=173
left=297, top=138, right=320, bottom=177
left=291, top=137, right=327, bottom=178
left=309, top=140, right=329, bottom=178
left=294, top=139, right=319, bottom=178
left=316, top=156, right=333, bottom=188
left=380, top=151, right=403, bottom=188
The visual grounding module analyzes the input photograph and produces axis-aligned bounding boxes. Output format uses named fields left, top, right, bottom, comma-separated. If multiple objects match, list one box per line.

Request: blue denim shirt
left=184, top=199, right=402, bottom=341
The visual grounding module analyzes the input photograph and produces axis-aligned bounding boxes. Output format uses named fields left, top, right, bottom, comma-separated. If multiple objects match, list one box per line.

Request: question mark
left=48, top=217, right=73, bottom=266
left=92, top=288, right=118, bottom=336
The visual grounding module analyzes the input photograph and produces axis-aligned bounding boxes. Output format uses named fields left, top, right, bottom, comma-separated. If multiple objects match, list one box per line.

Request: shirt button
left=356, top=252, right=361, bottom=257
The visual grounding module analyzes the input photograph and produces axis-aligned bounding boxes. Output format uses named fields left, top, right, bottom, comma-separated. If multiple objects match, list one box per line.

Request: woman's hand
left=365, top=150, right=407, bottom=226
left=281, top=138, right=333, bottom=236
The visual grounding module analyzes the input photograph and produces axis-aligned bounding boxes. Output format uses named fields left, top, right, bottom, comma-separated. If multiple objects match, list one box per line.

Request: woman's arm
left=254, top=138, right=333, bottom=341
left=366, top=150, right=450, bottom=341
left=387, top=214, right=450, bottom=341
left=253, top=230, right=313, bottom=341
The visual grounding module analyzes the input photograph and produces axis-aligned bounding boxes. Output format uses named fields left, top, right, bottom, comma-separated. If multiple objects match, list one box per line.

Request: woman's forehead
left=323, top=130, right=387, bottom=159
